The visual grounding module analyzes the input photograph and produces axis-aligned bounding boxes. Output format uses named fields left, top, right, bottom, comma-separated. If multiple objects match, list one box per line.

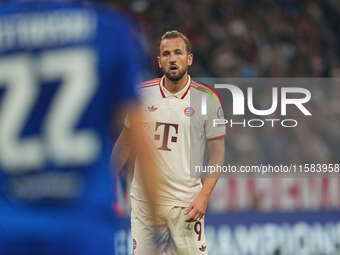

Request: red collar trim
left=180, top=82, right=191, bottom=99
left=160, top=76, right=191, bottom=99
left=159, top=82, right=166, bottom=98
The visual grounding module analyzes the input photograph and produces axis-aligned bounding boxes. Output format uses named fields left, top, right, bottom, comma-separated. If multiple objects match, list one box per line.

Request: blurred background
left=2, top=0, right=334, bottom=254
left=108, top=1, right=340, bottom=254
left=121, top=0, right=340, bottom=78
left=107, top=1, right=340, bottom=255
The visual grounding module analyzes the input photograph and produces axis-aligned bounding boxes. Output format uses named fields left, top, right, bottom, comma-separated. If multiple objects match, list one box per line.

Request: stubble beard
left=164, top=67, right=187, bottom=82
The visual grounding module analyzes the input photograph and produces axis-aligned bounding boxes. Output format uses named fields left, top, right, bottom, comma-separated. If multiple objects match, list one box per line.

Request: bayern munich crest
left=133, top=238, right=137, bottom=250
left=184, top=107, right=195, bottom=117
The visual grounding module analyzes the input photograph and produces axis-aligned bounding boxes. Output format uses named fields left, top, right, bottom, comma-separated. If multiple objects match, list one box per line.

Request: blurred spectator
left=122, top=0, right=340, bottom=78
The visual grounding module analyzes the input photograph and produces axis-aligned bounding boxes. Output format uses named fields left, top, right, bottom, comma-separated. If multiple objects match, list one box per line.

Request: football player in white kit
left=113, top=31, right=225, bottom=255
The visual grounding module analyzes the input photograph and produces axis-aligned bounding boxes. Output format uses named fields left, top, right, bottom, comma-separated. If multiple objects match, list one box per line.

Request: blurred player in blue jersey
left=0, top=0, right=159, bottom=254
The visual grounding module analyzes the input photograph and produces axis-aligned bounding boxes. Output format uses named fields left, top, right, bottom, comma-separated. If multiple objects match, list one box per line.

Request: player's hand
left=184, top=192, right=209, bottom=222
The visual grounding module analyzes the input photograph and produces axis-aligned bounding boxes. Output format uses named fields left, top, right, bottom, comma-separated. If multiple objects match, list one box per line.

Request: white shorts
left=131, top=198, right=208, bottom=255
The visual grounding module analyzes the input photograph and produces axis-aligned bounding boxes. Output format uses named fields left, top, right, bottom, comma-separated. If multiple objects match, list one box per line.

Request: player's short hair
left=160, top=30, right=192, bottom=54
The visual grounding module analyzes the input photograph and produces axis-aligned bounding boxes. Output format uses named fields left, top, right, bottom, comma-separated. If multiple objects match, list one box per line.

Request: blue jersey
left=0, top=1, right=144, bottom=254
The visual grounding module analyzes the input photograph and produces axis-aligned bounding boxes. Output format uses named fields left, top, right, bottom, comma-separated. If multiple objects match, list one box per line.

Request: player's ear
left=187, top=53, right=193, bottom=67
left=157, top=56, right=161, bottom=69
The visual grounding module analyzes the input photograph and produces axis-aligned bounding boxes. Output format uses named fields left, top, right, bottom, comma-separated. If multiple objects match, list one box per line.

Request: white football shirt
left=129, top=75, right=225, bottom=206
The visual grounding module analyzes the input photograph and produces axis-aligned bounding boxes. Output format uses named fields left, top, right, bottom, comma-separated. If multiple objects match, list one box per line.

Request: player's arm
left=185, top=137, right=225, bottom=222
left=200, top=137, right=225, bottom=193
left=185, top=88, right=225, bottom=222
left=120, top=103, right=159, bottom=217
left=111, top=126, right=131, bottom=173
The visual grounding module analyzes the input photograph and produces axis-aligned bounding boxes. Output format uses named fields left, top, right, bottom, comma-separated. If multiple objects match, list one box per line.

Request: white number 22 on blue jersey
left=0, top=48, right=100, bottom=173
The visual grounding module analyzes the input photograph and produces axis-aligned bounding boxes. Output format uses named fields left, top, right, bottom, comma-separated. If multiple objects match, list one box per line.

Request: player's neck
left=163, top=73, right=189, bottom=94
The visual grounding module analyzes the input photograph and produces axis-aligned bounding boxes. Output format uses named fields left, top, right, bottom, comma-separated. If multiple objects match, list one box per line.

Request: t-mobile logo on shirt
left=154, top=122, right=178, bottom=151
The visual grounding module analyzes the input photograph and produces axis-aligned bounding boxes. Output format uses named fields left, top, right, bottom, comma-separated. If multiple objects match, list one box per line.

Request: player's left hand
left=184, top=192, right=209, bottom=222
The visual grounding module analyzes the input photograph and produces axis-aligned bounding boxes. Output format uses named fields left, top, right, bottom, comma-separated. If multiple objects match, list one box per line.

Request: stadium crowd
left=128, top=0, right=340, bottom=78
